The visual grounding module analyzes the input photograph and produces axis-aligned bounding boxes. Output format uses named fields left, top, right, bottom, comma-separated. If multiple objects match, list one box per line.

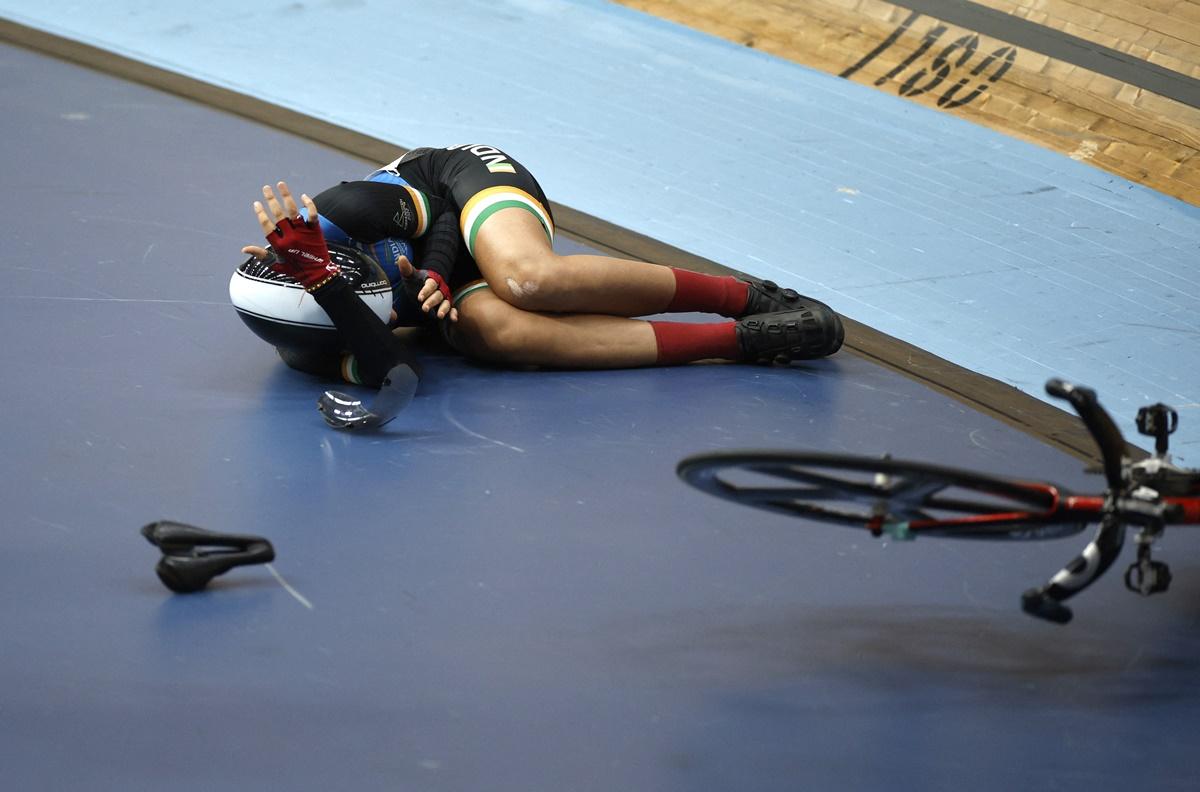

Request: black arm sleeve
left=313, top=180, right=446, bottom=241
left=310, top=276, right=418, bottom=387
left=413, top=210, right=462, bottom=283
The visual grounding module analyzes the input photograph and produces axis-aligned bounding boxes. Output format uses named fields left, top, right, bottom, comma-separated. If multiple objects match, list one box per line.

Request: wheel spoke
left=747, top=464, right=887, bottom=497
left=774, top=501, right=879, bottom=525
left=726, top=485, right=848, bottom=505
left=678, top=450, right=1064, bottom=538
left=718, top=467, right=949, bottom=521
left=887, top=472, right=950, bottom=505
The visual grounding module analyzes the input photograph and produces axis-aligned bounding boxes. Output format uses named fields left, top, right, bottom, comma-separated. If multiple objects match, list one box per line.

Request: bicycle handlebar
left=1044, top=379, right=1128, bottom=492
left=1026, top=383, right=1195, bottom=622
left=1021, top=513, right=1127, bottom=624
left=1019, top=379, right=1141, bottom=622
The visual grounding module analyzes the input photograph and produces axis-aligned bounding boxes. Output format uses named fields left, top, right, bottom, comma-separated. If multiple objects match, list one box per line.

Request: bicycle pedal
left=1136, top=403, right=1178, bottom=455
left=1124, top=559, right=1172, bottom=596
left=1136, top=404, right=1178, bottom=437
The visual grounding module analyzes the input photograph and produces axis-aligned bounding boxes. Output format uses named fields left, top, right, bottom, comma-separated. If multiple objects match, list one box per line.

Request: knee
left=452, top=296, right=537, bottom=364
left=474, top=316, right=530, bottom=360
left=483, top=249, right=562, bottom=311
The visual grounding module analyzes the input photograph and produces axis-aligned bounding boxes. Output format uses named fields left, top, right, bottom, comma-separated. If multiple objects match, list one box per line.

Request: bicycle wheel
left=676, top=451, right=1088, bottom=540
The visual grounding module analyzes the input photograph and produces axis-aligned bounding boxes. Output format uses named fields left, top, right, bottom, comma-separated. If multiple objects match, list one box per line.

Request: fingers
left=254, top=181, right=315, bottom=238
left=426, top=292, right=458, bottom=321
left=413, top=278, right=454, bottom=319
left=428, top=296, right=451, bottom=320
left=241, top=245, right=271, bottom=260
left=400, top=261, right=455, bottom=320
left=262, top=184, right=286, bottom=224
left=277, top=181, right=300, bottom=219
left=410, top=280, right=457, bottom=321
left=418, top=279, right=438, bottom=303
left=421, top=288, right=442, bottom=315
left=301, top=193, right=319, bottom=223
left=251, top=201, right=274, bottom=236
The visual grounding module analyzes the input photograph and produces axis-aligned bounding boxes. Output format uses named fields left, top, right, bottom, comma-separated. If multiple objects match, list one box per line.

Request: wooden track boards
left=615, top=0, right=1200, bottom=205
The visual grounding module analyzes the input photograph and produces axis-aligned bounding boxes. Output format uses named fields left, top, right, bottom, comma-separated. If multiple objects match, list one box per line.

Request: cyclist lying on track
left=242, top=144, right=845, bottom=387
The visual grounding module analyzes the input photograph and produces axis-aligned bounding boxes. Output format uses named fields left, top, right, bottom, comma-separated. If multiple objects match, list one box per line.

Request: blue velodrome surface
left=0, top=0, right=1197, bottom=461
left=2, top=33, right=1200, bottom=792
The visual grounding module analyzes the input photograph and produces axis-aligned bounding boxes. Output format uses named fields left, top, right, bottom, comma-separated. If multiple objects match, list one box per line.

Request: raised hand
left=243, top=182, right=339, bottom=291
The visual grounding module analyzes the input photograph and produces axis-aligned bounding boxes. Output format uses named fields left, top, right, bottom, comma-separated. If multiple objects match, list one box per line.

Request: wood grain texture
left=615, top=0, right=1200, bottom=205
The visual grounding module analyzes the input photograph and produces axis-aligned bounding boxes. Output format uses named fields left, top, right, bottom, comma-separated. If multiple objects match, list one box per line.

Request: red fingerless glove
left=403, top=267, right=451, bottom=305
left=268, top=216, right=340, bottom=291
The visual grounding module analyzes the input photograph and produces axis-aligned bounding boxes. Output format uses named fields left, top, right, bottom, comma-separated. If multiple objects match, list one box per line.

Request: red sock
left=666, top=268, right=749, bottom=316
left=650, top=321, right=739, bottom=364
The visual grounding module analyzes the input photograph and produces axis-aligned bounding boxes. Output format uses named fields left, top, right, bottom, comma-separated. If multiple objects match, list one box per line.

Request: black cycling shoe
left=736, top=305, right=845, bottom=363
left=738, top=277, right=810, bottom=317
